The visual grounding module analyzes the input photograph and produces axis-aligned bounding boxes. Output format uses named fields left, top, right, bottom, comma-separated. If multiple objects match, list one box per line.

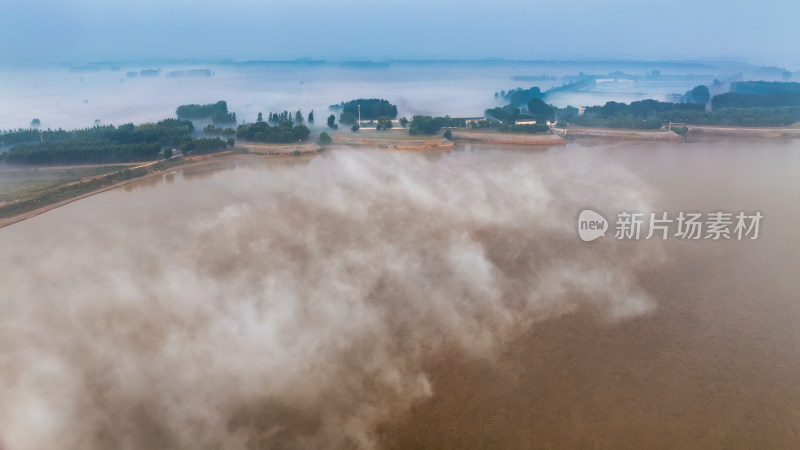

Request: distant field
left=0, top=164, right=133, bottom=205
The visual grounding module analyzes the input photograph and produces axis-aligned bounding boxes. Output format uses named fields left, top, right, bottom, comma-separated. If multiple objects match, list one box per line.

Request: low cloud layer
left=0, top=147, right=659, bottom=449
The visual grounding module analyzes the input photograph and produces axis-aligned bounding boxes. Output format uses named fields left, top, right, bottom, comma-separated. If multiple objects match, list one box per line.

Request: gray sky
left=2, top=0, right=799, bottom=68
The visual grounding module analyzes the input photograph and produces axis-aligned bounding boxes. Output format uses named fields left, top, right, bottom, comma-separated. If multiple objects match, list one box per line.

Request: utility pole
left=358, top=104, right=361, bottom=125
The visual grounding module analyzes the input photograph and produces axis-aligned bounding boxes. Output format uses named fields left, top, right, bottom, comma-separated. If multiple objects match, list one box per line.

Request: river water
left=1, top=140, right=799, bottom=449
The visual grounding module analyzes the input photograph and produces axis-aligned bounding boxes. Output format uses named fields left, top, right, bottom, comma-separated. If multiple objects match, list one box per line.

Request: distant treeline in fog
left=497, top=78, right=597, bottom=107
left=493, top=81, right=800, bottom=129
left=176, top=101, right=236, bottom=124
left=567, top=100, right=800, bottom=128
left=329, top=99, right=398, bottom=124
left=712, top=93, right=800, bottom=109
left=167, top=69, right=212, bottom=78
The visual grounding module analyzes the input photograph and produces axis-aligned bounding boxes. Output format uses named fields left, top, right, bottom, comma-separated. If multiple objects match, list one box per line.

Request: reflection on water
left=0, top=141, right=799, bottom=449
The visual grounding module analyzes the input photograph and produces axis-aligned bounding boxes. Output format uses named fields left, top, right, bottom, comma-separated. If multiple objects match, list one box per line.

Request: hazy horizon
left=3, top=0, right=799, bottom=69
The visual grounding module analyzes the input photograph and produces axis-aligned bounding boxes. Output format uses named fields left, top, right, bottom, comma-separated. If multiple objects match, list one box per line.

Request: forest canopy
left=0, top=119, right=193, bottom=164
left=176, top=101, right=236, bottom=124
left=235, top=121, right=310, bottom=143
left=341, top=99, right=398, bottom=120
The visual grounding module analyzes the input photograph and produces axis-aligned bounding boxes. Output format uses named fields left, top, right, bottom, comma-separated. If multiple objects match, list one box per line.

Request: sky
left=2, top=0, right=799, bottom=68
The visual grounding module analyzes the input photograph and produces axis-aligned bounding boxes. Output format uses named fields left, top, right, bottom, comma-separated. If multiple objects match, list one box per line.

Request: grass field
left=0, top=164, right=133, bottom=205
left=0, top=159, right=188, bottom=219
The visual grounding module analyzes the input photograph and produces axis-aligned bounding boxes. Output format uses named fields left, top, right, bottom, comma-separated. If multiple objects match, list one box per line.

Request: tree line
left=265, top=110, right=313, bottom=124
left=0, top=119, right=194, bottom=164
left=711, top=93, right=800, bottom=110
left=2, top=141, right=162, bottom=164
left=730, top=81, right=800, bottom=95
left=235, top=121, right=310, bottom=143
left=341, top=99, right=397, bottom=121
left=180, top=137, right=231, bottom=154
left=203, top=124, right=235, bottom=137
left=408, top=116, right=466, bottom=135
left=560, top=99, right=799, bottom=128
left=1, top=128, right=71, bottom=146
left=176, top=100, right=236, bottom=124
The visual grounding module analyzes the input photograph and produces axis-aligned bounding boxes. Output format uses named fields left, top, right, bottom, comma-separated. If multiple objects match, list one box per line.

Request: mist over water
left=1, top=140, right=799, bottom=449
left=0, top=145, right=662, bottom=449
left=0, top=61, right=762, bottom=131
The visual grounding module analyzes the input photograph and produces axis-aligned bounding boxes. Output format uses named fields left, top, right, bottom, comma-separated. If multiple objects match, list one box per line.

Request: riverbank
left=237, top=141, right=321, bottom=155
left=556, top=127, right=683, bottom=141
left=331, top=135, right=454, bottom=150
left=687, top=125, right=800, bottom=138
left=0, top=150, right=307, bottom=229
left=451, top=130, right=566, bottom=145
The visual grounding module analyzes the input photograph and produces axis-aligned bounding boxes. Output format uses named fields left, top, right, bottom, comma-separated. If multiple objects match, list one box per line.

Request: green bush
left=317, top=132, right=332, bottom=145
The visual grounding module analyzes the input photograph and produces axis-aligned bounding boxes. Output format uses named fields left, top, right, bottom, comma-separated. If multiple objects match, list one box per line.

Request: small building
left=515, top=119, right=538, bottom=125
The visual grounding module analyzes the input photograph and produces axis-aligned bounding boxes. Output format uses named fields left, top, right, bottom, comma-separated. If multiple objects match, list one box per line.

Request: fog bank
left=0, top=147, right=661, bottom=449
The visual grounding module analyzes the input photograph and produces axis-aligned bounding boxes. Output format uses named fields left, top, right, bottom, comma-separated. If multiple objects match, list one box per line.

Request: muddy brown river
left=1, top=140, right=798, bottom=449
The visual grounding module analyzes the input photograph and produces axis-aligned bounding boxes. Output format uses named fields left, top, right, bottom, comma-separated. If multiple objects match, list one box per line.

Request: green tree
left=327, top=114, right=337, bottom=129
left=377, top=116, right=393, bottom=131
left=526, top=98, right=556, bottom=121
left=31, top=118, right=41, bottom=128
left=163, top=148, right=173, bottom=158
left=227, top=138, right=235, bottom=147
left=339, top=112, right=357, bottom=125
left=409, top=116, right=445, bottom=135
left=340, top=98, right=397, bottom=120
left=176, top=100, right=229, bottom=119
left=399, top=117, right=409, bottom=128
left=295, top=110, right=303, bottom=123
left=308, top=110, right=315, bottom=124
left=691, top=85, right=710, bottom=104
left=443, top=130, right=453, bottom=140
left=485, top=106, right=520, bottom=123
left=351, top=123, right=360, bottom=132
left=257, top=112, right=263, bottom=122
left=317, top=131, right=332, bottom=145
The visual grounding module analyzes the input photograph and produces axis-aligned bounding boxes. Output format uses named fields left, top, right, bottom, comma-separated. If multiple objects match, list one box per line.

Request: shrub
left=317, top=132, right=332, bottom=145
